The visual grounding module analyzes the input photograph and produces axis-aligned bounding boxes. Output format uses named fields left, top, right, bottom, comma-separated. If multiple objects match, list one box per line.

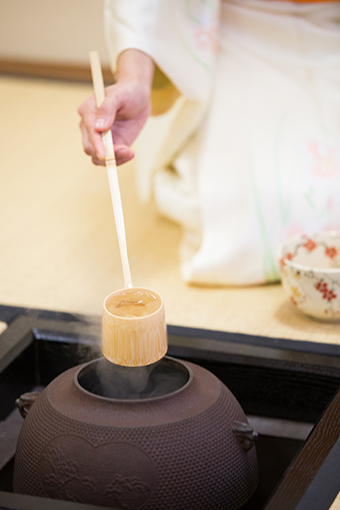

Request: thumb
left=94, top=93, right=118, bottom=132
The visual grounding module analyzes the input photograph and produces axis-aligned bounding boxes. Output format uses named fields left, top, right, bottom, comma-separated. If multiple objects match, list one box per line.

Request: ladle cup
left=102, top=287, right=168, bottom=367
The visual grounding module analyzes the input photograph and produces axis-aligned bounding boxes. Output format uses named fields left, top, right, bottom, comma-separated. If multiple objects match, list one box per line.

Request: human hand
left=78, top=81, right=151, bottom=166
left=78, top=49, right=154, bottom=166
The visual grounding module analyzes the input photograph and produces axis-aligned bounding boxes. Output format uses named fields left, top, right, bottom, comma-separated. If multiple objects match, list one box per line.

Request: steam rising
left=78, top=357, right=190, bottom=400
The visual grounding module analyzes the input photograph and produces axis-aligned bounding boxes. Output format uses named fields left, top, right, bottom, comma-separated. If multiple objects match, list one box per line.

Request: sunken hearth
left=0, top=304, right=340, bottom=510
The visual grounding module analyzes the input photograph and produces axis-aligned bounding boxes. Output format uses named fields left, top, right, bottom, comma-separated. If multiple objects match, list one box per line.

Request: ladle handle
left=89, top=51, right=115, bottom=161
left=89, top=51, right=133, bottom=289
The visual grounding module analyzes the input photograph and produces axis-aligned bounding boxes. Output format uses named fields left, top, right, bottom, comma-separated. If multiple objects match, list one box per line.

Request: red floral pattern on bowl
left=278, top=231, right=340, bottom=320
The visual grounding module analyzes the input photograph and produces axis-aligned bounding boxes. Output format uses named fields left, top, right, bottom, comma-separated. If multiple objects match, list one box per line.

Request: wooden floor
left=0, top=74, right=339, bottom=346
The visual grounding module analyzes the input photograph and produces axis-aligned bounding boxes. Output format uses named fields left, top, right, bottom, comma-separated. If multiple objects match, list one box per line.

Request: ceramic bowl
left=278, top=231, right=340, bottom=320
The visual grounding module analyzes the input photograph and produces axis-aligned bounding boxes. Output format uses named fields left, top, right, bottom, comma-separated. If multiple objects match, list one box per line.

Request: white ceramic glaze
left=278, top=231, right=340, bottom=320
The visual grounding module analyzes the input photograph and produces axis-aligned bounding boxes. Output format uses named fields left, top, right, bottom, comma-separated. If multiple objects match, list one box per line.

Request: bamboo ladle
left=89, top=51, right=167, bottom=367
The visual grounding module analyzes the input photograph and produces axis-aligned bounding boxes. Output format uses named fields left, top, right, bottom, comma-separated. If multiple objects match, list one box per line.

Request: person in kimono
left=78, top=0, right=340, bottom=286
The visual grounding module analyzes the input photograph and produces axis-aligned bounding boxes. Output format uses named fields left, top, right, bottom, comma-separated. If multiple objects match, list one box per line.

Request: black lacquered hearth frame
left=0, top=304, right=340, bottom=510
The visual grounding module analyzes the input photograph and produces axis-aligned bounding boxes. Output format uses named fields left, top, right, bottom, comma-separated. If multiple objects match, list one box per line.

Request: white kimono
left=104, top=0, right=340, bottom=286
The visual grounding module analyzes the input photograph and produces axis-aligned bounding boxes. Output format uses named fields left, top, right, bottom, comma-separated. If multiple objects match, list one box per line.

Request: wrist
left=116, top=49, right=154, bottom=89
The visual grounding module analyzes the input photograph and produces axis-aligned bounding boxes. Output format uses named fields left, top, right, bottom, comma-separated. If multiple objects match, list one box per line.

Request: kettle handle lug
left=16, top=392, right=41, bottom=419
left=232, top=420, right=258, bottom=452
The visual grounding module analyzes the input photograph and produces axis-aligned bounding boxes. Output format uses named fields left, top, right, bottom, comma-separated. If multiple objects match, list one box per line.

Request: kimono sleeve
left=104, top=0, right=220, bottom=105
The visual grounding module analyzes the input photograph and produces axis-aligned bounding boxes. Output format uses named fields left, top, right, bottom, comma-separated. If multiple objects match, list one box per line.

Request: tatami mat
left=0, top=75, right=339, bottom=346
